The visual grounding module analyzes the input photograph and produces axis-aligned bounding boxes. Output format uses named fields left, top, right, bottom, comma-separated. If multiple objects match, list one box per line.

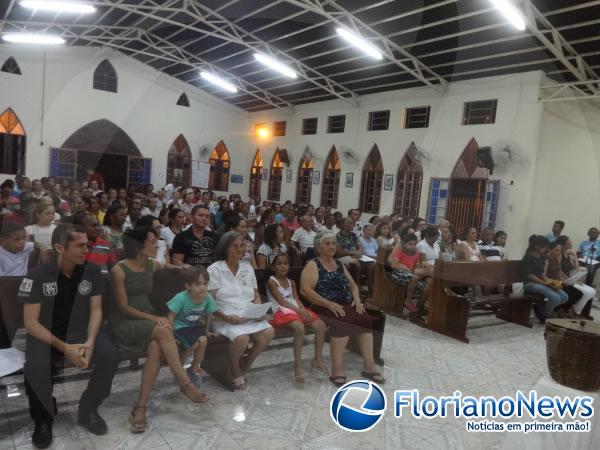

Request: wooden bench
left=2, top=266, right=385, bottom=392
left=427, top=259, right=541, bottom=343
left=371, top=246, right=407, bottom=319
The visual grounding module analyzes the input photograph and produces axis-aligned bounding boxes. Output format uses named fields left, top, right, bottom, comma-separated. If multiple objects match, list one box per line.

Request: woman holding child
left=207, top=231, right=274, bottom=390
left=300, top=230, right=384, bottom=387
left=111, top=227, right=208, bottom=434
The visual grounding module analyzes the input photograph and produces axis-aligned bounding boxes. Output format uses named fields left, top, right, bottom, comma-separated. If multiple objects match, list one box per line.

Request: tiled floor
left=1, top=310, right=594, bottom=450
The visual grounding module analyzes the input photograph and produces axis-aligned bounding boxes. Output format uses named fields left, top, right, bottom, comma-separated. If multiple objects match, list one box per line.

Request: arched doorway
left=54, top=119, right=148, bottom=189
left=249, top=148, right=263, bottom=199
left=446, top=138, right=498, bottom=232
left=0, top=108, right=26, bottom=175
left=359, top=145, right=383, bottom=214
left=296, top=155, right=314, bottom=205
left=321, top=146, right=341, bottom=208
left=394, top=143, right=423, bottom=217
left=166, top=134, right=191, bottom=186
left=268, top=148, right=285, bottom=201
left=209, top=141, right=230, bottom=192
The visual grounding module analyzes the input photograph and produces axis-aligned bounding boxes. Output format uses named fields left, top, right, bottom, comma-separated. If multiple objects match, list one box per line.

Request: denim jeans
left=524, top=282, right=569, bottom=316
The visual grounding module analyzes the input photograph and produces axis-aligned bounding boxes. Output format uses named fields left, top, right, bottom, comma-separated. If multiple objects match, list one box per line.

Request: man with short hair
left=348, top=208, right=363, bottom=237
left=477, top=228, right=496, bottom=259
left=31, top=179, right=46, bottom=200
left=417, top=226, right=441, bottom=266
left=291, top=215, right=317, bottom=257
left=172, top=205, right=217, bottom=266
left=18, top=224, right=119, bottom=448
left=545, top=220, right=565, bottom=244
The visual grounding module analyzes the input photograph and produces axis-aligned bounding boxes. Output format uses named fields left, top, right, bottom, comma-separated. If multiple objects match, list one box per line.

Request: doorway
left=77, top=150, right=128, bottom=189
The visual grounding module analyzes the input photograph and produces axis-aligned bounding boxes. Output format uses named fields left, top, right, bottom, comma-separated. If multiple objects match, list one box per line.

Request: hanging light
left=20, top=1, right=96, bottom=14
left=200, top=71, right=238, bottom=93
left=488, top=0, right=526, bottom=31
left=2, top=33, right=65, bottom=45
left=336, top=27, right=383, bottom=60
left=253, top=53, right=297, bottom=79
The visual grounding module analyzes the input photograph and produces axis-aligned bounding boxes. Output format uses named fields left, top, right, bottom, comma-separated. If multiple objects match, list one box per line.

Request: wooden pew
left=428, top=259, right=541, bottom=343
left=371, top=246, right=407, bottom=319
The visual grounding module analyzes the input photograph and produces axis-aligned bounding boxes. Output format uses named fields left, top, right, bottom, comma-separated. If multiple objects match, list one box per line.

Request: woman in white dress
left=208, top=231, right=274, bottom=390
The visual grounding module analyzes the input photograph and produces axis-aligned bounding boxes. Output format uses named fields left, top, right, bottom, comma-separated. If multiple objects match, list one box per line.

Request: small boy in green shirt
left=167, top=266, right=217, bottom=387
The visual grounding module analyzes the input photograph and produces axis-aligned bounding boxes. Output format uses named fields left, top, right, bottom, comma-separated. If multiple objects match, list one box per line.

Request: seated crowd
left=0, top=174, right=598, bottom=448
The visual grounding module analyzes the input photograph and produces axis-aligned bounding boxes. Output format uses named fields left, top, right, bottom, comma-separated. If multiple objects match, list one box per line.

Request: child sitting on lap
left=0, top=220, right=37, bottom=276
left=267, top=253, right=329, bottom=383
left=167, top=266, right=217, bottom=388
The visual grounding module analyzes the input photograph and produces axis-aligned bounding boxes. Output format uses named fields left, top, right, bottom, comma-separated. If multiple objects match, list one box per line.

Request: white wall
left=529, top=99, right=600, bottom=243
left=251, top=71, right=544, bottom=256
left=0, top=44, right=253, bottom=196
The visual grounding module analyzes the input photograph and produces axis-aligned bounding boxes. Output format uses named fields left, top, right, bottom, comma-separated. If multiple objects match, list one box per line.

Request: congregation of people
left=1, top=173, right=598, bottom=448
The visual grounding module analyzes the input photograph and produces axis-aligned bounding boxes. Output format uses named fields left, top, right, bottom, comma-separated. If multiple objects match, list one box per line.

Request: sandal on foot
left=180, top=381, right=209, bottom=403
left=329, top=376, right=347, bottom=387
left=128, top=406, right=147, bottom=434
left=361, top=371, right=385, bottom=384
left=233, top=376, right=247, bottom=391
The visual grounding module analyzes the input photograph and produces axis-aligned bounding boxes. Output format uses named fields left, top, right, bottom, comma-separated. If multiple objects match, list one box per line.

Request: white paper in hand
left=240, top=303, right=273, bottom=319
left=0, top=348, right=25, bottom=377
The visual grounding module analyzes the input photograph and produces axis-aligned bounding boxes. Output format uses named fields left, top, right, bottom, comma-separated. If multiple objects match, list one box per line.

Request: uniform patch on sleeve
left=19, top=278, right=33, bottom=293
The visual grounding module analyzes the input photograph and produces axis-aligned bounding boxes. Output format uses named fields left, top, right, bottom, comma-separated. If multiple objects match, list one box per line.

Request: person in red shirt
left=73, top=213, right=117, bottom=275
left=1, top=180, right=20, bottom=213
left=387, top=233, right=432, bottom=313
left=85, top=169, right=105, bottom=191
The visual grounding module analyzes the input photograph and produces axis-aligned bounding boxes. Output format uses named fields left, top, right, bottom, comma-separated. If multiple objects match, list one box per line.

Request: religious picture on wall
left=345, top=172, right=353, bottom=188
left=313, top=170, right=320, bottom=185
left=286, top=169, right=292, bottom=183
left=384, top=174, right=394, bottom=191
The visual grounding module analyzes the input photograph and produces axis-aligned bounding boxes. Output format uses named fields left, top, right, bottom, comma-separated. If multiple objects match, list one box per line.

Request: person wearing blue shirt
left=545, top=220, right=565, bottom=244
left=578, top=227, right=600, bottom=261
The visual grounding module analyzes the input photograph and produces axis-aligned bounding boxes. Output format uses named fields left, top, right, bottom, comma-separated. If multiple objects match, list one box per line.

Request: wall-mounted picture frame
left=312, top=170, right=320, bottom=185
left=286, top=169, right=292, bottom=183
left=384, top=174, right=394, bottom=191
left=345, top=172, right=353, bottom=188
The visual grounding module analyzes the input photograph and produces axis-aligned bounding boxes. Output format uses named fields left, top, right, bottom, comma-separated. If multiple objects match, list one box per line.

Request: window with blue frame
left=427, top=178, right=449, bottom=225
left=483, top=180, right=500, bottom=229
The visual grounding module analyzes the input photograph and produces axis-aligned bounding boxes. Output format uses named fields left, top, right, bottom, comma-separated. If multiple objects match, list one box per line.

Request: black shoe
left=78, top=409, right=108, bottom=435
left=32, top=421, right=53, bottom=449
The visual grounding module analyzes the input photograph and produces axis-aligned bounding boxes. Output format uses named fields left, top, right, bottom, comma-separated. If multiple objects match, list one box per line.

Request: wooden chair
left=371, top=246, right=407, bottom=319
left=428, top=259, right=542, bottom=343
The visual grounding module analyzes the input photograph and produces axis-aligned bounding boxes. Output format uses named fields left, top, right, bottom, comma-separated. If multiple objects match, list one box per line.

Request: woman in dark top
left=521, top=235, right=568, bottom=322
left=300, top=230, right=384, bottom=387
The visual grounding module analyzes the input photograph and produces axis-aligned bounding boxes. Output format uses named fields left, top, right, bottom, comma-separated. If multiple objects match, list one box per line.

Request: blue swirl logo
left=330, top=380, right=387, bottom=432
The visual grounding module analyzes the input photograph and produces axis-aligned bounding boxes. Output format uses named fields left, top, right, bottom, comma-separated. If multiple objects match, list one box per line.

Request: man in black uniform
left=18, top=224, right=119, bottom=448
left=171, top=205, right=217, bottom=266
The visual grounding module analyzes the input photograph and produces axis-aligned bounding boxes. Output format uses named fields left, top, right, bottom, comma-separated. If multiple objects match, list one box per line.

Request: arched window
left=176, top=93, right=190, bottom=107
left=268, top=148, right=285, bottom=201
left=93, top=59, right=118, bottom=93
left=209, top=140, right=230, bottom=192
left=166, top=134, right=192, bottom=186
left=395, top=143, right=423, bottom=217
left=1, top=57, right=21, bottom=75
left=321, top=146, right=341, bottom=208
left=296, top=156, right=314, bottom=205
left=0, top=108, right=26, bottom=175
left=249, top=149, right=263, bottom=199
left=359, top=145, right=383, bottom=214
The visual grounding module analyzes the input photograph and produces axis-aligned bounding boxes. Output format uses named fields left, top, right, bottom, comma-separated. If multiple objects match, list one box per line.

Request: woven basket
left=544, top=319, right=600, bottom=391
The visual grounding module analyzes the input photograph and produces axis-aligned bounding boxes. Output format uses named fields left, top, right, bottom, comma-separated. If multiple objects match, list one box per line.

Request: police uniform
left=17, top=261, right=119, bottom=424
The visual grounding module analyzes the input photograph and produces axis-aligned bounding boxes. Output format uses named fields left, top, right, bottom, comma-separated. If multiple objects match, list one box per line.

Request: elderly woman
left=207, top=231, right=274, bottom=390
left=300, top=230, right=384, bottom=387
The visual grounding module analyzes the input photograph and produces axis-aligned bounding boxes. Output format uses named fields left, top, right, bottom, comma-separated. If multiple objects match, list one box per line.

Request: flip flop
left=361, top=371, right=385, bottom=384
left=329, top=375, right=347, bottom=387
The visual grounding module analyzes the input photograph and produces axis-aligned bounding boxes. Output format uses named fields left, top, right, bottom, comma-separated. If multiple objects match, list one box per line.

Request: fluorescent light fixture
left=2, top=33, right=65, bottom=45
left=489, top=0, right=526, bottom=31
left=253, top=53, right=297, bottom=79
left=336, top=27, right=383, bottom=60
left=20, top=1, right=96, bottom=14
left=200, top=71, right=238, bottom=93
